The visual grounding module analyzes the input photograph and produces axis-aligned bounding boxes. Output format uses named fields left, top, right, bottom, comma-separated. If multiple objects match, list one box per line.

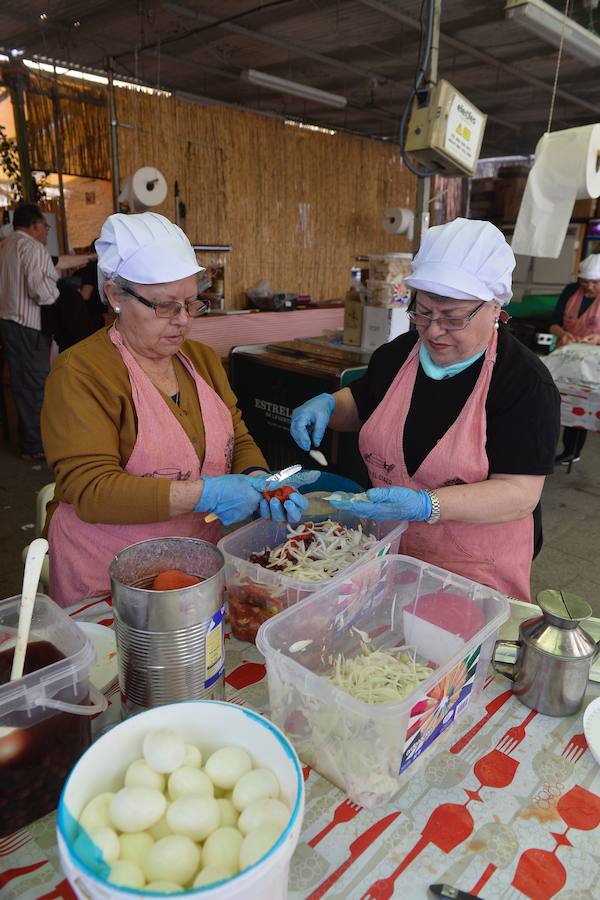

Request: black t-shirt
left=350, top=326, right=561, bottom=556
left=550, top=283, right=595, bottom=326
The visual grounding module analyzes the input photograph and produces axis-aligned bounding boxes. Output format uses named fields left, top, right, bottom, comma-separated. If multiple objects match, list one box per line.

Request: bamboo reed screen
left=25, top=73, right=110, bottom=180
left=116, top=89, right=416, bottom=308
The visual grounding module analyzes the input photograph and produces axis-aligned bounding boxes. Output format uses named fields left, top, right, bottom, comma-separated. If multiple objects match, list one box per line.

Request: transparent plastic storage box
left=218, top=513, right=406, bottom=643
left=256, top=554, right=509, bottom=808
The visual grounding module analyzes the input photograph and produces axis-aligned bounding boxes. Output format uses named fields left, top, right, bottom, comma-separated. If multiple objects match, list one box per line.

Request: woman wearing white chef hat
left=42, top=212, right=306, bottom=607
left=291, top=218, right=560, bottom=601
left=550, top=253, right=600, bottom=465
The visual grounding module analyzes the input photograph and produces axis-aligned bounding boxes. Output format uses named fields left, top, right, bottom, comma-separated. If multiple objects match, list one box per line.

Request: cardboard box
left=361, top=305, right=410, bottom=351
left=343, top=289, right=365, bottom=346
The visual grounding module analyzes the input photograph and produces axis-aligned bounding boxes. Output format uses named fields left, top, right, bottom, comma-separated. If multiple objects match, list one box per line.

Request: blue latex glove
left=259, top=491, right=309, bottom=525
left=290, top=393, right=336, bottom=451
left=195, top=474, right=268, bottom=525
left=328, top=486, right=432, bottom=522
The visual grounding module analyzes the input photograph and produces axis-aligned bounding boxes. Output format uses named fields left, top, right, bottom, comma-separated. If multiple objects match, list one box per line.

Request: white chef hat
left=579, top=254, right=600, bottom=280
left=404, top=217, right=516, bottom=306
left=96, top=212, right=203, bottom=301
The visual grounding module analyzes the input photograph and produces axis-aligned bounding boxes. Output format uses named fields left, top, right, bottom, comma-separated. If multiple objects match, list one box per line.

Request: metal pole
left=107, top=59, right=120, bottom=212
left=4, top=65, right=33, bottom=203
left=412, top=0, right=442, bottom=253
left=51, top=74, right=69, bottom=252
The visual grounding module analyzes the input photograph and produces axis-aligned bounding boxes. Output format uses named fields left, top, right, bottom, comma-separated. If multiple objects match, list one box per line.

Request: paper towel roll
left=383, top=206, right=415, bottom=240
left=512, top=124, right=600, bottom=258
left=119, top=166, right=168, bottom=212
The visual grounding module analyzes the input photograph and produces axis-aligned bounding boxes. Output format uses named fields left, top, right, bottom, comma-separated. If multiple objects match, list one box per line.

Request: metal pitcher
left=493, top=590, right=599, bottom=717
left=109, top=537, right=225, bottom=718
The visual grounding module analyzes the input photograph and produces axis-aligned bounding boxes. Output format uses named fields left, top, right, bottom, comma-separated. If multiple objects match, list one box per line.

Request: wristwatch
left=425, top=490, right=441, bottom=525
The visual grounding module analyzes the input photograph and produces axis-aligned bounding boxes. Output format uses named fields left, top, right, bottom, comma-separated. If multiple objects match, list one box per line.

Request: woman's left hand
left=329, top=486, right=432, bottom=521
left=259, top=488, right=309, bottom=524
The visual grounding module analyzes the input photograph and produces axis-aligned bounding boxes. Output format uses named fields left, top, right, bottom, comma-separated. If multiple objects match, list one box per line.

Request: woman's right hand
left=557, top=331, right=576, bottom=348
left=194, top=474, right=268, bottom=525
left=290, top=393, right=336, bottom=451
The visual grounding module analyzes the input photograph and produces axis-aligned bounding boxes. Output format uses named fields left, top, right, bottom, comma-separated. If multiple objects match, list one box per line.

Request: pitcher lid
left=537, top=589, right=592, bottom=625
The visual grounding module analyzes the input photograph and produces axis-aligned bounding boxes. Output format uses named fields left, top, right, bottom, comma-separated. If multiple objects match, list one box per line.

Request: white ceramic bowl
left=583, top=696, right=600, bottom=767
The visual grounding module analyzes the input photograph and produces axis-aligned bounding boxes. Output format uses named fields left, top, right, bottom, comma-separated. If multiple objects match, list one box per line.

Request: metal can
left=109, top=537, right=225, bottom=718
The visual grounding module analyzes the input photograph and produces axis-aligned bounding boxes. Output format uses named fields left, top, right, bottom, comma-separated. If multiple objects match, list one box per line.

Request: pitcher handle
left=493, top=639, right=521, bottom=683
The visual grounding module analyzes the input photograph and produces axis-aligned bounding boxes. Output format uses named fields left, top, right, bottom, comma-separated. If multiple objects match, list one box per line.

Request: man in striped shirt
left=0, top=203, right=59, bottom=459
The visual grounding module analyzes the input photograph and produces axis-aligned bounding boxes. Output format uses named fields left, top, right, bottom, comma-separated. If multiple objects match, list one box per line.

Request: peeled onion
left=79, top=793, right=115, bottom=833
left=168, top=766, right=214, bottom=800
left=88, top=826, right=120, bottom=864
left=202, top=827, right=242, bottom=872
left=109, top=859, right=146, bottom=888
left=182, top=744, right=202, bottom=768
left=193, top=865, right=234, bottom=887
left=148, top=813, right=172, bottom=841
left=166, top=795, right=220, bottom=842
left=109, top=787, right=166, bottom=833
left=204, top=746, right=252, bottom=790
left=118, top=831, right=154, bottom=869
left=143, top=729, right=186, bottom=774
left=232, top=768, right=279, bottom=811
left=238, top=798, right=290, bottom=836
left=143, top=834, right=201, bottom=886
left=239, top=824, right=281, bottom=869
left=125, top=759, right=165, bottom=792
left=216, top=798, right=238, bottom=828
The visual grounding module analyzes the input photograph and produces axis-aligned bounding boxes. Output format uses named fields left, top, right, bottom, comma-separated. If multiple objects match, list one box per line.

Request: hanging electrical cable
left=399, top=0, right=441, bottom=178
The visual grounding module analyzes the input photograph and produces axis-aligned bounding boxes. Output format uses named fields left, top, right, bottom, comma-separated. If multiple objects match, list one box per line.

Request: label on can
left=205, top=604, right=225, bottom=688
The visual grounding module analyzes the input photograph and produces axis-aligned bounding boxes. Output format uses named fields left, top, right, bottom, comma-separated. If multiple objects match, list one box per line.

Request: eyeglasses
left=118, top=284, right=209, bottom=318
left=407, top=301, right=486, bottom=332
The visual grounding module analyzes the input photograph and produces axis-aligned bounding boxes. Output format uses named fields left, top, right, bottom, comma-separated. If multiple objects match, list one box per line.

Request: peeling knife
left=204, top=465, right=319, bottom=523
left=429, top=885, right=483, bottom=900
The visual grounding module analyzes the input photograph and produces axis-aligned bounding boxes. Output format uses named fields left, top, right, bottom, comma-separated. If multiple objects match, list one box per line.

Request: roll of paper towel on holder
left=512, top=124, right=600, bottom=258
left=383, top=207, right=415, bottom=241
left=119, top=166, right=168, bottom=212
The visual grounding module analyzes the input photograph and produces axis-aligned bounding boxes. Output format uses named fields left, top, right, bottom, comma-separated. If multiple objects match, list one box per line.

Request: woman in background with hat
left=550, top=253, right=600, bottom=465
left=42, top=212, right=306, bottom=607
left=290, top=218, right=560, bottom=601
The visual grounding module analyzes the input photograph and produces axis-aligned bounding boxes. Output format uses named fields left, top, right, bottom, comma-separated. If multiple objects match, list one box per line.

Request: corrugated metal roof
left=1, top=0, right=599, bottom=156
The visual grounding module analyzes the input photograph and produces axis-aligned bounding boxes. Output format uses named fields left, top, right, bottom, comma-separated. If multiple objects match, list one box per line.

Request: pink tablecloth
left=3, top=596, right=600, bottom=899
left=188, top=307, right=343, bottom=358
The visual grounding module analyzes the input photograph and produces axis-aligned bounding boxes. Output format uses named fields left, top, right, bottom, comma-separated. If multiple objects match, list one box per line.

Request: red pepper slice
left=262, top=485, right=296, bottom=503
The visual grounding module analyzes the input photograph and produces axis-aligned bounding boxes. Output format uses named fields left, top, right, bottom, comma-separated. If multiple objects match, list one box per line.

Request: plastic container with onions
left=57, top=702, right=304, bottom=898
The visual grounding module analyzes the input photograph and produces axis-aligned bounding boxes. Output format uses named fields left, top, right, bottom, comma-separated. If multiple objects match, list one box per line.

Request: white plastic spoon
left=10, top=538, right=49, bottom=681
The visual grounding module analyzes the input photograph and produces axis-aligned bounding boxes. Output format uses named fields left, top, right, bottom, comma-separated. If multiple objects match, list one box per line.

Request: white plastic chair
left=22, top=482, right=55, bottom=591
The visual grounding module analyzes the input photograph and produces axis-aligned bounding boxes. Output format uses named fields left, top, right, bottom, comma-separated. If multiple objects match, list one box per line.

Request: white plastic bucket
left=57, top=701, right=304, bottom=899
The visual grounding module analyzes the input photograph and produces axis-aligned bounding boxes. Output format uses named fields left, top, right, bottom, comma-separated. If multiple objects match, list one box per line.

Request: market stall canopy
left=1, top=0, right=600, bottom=158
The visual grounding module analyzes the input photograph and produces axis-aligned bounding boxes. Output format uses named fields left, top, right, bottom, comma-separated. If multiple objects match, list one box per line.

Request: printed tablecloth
left=2, top=596, right=600, bottom=900
left=554, top=381, right=600, bottom=431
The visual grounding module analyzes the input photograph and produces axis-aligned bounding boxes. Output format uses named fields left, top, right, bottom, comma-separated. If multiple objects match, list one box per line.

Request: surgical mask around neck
left=419, top=342, right=485, bottom=380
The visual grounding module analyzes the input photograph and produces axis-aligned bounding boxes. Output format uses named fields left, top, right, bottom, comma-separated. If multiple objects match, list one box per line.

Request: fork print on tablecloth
left=308, top=798, right=362, bottom=848
left=561, top=731, right=588, bottom=765
left=359, top=704, right=536, bottom=899
left=0, top=830, right=31, bottom=856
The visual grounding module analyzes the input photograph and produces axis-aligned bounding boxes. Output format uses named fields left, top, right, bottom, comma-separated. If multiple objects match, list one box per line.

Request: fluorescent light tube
left=242, top=69, right=347, bottom=108
left=506, top=0, right=600, bottom=66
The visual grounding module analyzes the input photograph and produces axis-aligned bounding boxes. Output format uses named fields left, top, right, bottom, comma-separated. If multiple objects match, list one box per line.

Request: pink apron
left=563, top=287, right=600, bottom=338
left=49, top=327, right=234, bottom=607
left=359, top=332, right=533, bottom=600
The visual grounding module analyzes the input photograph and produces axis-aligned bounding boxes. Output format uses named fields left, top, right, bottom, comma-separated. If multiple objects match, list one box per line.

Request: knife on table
left=429, top=884, right=483, bottom=900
